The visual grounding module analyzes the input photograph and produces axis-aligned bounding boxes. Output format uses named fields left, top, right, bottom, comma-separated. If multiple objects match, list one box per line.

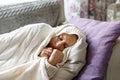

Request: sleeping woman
left=0, top=23, right=87, bottom=80
left=39, top=33, right=78, bottom=66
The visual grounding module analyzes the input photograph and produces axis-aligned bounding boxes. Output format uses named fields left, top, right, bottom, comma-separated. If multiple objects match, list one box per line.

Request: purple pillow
left=68, top=17, right=120, bottom=80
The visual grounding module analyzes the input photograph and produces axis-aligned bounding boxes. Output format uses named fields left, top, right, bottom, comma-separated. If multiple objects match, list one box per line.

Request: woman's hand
left=48, top=49, right=64, bottom=66
left=39, top=47, right=53, bottom=59
left=39, top=48, right=64, bottom=66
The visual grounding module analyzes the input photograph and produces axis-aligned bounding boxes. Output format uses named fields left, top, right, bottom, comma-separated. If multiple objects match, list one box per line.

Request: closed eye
left=58, top=35, right=63, bottom=41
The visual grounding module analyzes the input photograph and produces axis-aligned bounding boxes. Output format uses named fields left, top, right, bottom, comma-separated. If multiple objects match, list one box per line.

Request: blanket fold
left=0, top=23, right=57, bottom=80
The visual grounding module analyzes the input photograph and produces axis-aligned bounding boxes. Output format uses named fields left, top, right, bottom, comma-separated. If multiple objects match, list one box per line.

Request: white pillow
left=106, top=36, right=120, bottom=80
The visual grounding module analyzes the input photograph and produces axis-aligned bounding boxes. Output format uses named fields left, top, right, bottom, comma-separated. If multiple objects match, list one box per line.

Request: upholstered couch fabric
left=0, top=0, right=62, bottom=34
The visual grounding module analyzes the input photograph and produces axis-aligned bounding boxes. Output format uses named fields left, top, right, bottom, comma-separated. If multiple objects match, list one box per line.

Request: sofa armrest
left=0, top=0, right=63, bottom=34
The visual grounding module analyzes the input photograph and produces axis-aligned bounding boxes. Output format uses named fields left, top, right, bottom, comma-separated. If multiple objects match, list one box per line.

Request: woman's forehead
left=60, top=33, right=69, bottom=37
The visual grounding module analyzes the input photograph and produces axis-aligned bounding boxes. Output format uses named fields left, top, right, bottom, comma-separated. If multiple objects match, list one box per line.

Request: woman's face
left=48, top=33, right=78, bottom=51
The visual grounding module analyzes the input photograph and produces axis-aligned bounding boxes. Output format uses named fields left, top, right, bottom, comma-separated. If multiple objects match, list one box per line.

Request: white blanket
left=0, top=23, right=87, bottom=80
left=0, top=23, right=56, bottom=80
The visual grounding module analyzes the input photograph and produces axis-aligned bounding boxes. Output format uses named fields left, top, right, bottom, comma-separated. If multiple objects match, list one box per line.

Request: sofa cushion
left=106, top=37, right=120, bottom=80
left=67, top=17, right=120, bottom=80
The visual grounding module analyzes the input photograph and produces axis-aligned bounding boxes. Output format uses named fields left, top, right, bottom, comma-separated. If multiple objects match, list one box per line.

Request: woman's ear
left=71, top=34, right=78, bottom=40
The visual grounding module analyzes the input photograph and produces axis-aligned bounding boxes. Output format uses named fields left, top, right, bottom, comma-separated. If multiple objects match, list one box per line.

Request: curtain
left=88, top=0, right=116, bottom=21
left=64, top=0, right=116, bottom=21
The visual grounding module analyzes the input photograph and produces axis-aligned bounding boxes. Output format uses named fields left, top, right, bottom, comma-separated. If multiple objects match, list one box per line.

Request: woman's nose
left=56, top=41, right=65, bottom=49
left=58, top=41, right=65, bottom=45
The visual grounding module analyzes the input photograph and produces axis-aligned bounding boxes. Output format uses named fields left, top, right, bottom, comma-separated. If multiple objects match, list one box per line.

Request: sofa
left=0, top=0, right=120, bottom=80
left=0, top=0, right=65, bottom=34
